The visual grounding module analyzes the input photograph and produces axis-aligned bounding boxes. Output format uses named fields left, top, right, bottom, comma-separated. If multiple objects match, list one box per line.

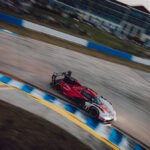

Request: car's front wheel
left=89, top=106, right=99, bottom=119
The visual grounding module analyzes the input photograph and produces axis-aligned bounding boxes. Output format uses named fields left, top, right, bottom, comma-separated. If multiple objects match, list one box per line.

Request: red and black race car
left=50, top=71, right=116, bottom=122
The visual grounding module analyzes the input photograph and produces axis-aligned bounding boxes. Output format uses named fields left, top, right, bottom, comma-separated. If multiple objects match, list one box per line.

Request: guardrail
left=0, top=12, right=150, bottom=66
left=0, top=73, right=147, bottom=150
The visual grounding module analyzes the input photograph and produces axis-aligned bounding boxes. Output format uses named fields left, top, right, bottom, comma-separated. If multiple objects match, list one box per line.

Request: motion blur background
left=0, top=1, right=150, bottom=150
left=1, top=0, right=150, bottom=58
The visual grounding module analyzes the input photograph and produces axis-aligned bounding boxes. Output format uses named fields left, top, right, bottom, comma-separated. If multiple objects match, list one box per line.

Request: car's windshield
left=81, top=91, right=92, bottom=99
left=92, top=97, right=102, bottom=104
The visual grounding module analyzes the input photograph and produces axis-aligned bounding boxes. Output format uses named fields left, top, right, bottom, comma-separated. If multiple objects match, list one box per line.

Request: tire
left=50, top=82, right=53, bottom=87
left=89, top=106, right=99, bottom=119
left=73, top=98, right=85, bottom=108
left=78, top=101, right=85, bottom=109
left=55, top=84, right=62, bottom=92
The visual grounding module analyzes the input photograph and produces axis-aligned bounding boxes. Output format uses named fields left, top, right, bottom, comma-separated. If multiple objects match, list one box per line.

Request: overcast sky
left=117, top=0, right=150, bottom=11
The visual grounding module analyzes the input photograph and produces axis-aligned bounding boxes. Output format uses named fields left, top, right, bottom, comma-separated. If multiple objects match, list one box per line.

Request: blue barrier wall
left=87, top=41, right=132, bottom=60
left=0, top=12, right=23, bottom=27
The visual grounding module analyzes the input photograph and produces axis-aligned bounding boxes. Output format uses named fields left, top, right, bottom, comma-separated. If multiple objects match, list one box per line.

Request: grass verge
left=0, top=22, right=150, bottom=72
left=0, top=99, right=91, bottom=150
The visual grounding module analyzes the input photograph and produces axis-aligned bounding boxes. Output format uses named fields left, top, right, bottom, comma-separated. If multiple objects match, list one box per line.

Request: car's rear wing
left=52, top=72, right=64, bottom=84
left=53, top=72, right=65, bottom=77
left=51, top=71, right=70, bottom=85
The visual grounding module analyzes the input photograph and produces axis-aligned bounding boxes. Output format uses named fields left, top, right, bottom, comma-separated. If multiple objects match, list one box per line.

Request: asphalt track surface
left=0, top=32, right=150, bottom=147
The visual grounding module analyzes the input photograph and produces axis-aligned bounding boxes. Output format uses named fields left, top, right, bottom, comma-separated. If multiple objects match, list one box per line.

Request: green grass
left=0, top=99, right=91, bottom=150
left=0, top=6, right=150, bottom=59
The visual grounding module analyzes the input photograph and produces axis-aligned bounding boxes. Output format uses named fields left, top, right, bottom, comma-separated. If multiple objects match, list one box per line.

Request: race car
left=50, top=71, right=116, bottom=122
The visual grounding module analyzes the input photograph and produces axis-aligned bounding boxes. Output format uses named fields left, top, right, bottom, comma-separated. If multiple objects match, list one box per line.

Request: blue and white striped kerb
left=0, top=28, right=17, bottom=35
left=0, top=73, right=146, bottom=150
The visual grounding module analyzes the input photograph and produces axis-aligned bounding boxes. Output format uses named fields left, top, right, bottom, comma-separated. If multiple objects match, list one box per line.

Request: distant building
left=51, top=0, right=150, bottom=44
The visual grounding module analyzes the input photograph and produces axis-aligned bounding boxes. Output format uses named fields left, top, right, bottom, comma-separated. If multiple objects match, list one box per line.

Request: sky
left=117, top=0, right=150, bottom=11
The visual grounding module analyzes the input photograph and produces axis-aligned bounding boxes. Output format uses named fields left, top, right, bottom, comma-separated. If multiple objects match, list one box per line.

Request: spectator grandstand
left=50, top=0, right=150, bottom=46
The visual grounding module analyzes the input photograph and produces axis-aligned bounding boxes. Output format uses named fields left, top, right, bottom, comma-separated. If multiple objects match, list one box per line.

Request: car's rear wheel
left=56, top=84, right=62, bottom=92
left=78, top=101, right=85, bottom=109
left=89, top=107, right=99, bottom=119
left=72, top=98, right=85, bottom=108
left=50, top=82, right=53, bottom=87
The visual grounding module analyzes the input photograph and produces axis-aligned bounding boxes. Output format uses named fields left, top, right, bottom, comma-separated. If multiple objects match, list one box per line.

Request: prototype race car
left=50, top=71, right=116, bottom=122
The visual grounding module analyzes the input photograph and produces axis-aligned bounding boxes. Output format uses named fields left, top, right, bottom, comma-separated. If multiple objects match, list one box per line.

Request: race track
left=0, top=32, right=150, bottom=147
left=0, top=87, right=111, bottom=150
